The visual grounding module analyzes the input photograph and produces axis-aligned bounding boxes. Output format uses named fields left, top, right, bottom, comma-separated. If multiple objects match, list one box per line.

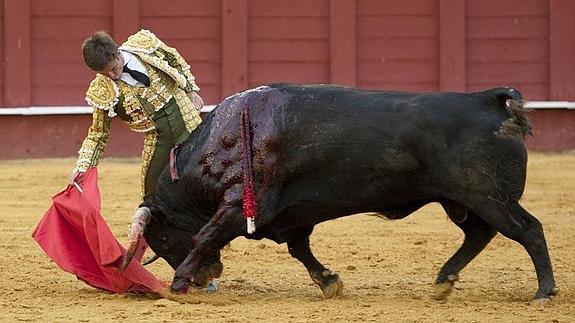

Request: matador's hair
left=82, top=31, right=119, bottom=71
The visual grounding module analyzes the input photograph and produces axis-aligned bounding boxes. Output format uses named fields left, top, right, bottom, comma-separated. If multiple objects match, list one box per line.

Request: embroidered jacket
left=74, top=30, right=202, bottom=174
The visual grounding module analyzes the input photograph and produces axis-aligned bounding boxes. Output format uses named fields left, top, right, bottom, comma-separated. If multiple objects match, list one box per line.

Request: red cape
left=32, top=167, right=165, bottom=294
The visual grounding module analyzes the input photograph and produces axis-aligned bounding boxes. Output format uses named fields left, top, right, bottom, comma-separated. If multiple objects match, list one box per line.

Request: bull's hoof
left=530, top=297, right=552, bottom=306
left=532, top=286, right=559, bottom=302
left=432, top=281, right=454, bottom=300
left=432, top=274, right=458, bottom=301
left=321, top=274, right=344, bottom=298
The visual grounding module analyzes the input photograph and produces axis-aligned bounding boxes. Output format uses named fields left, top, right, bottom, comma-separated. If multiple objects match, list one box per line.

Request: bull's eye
left=160, top=236, right=170, bottom=251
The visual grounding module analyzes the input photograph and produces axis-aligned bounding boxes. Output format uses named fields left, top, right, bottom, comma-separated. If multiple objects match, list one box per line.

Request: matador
left=71, top=29, right=203, bottom=200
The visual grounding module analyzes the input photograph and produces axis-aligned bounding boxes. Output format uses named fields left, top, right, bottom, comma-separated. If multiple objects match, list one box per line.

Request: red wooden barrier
left=0, top=0, right=574, bottom=157
left=4, top=0, right=31, bottom=107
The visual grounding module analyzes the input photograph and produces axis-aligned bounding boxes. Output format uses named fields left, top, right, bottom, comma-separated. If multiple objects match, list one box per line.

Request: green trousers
left=143, top=98, right=190, bottom=200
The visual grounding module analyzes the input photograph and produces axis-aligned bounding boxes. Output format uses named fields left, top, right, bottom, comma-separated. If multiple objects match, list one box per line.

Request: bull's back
left=270, top=86, right=422, bottom=199
left=248, top=85, right=526, bottom=226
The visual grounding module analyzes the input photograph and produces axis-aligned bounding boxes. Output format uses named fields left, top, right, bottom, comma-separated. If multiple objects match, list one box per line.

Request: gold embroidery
left=85, top=75, right=120, bottom=117
left=162, top=46, right=200, bottom=92
left=116, top=63, right=178, bottom=133
left=141, top=67, right=177, bottom=111
left=174, top=89, right=202, bottom=133
left=74, top=108, right=112, bottom=172
left=121, top=29, right=161, bottom=54
left=133, top=51, right=188, bottom=89
left=118, top=85, right=139, bottom=114
left=140, top=131, right=158, bottom=200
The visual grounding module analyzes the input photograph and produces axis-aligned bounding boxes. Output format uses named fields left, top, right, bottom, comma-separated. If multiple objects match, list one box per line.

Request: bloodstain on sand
left=0, top=153, right=574, bottom=321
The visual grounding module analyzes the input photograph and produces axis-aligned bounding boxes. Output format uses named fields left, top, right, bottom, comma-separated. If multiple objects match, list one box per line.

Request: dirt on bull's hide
left=0, top=153, right=574, bottom=322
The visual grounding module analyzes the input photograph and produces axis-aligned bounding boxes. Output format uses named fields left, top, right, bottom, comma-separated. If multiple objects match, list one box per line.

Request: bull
left=123, top=84, right=558, bottom=301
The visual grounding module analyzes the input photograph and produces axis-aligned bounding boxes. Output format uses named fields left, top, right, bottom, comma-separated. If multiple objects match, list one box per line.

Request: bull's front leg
left=171, top=204, right=245, bottom=293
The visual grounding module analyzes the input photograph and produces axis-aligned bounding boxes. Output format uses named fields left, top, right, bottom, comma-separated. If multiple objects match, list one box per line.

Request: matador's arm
left=74, top=74, right=118, bottom=172
left=74, top=107, right=112, bottom=172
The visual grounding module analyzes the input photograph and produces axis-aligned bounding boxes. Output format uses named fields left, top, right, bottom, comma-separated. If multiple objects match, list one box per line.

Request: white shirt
left=120, top=50, right=149, bottom=87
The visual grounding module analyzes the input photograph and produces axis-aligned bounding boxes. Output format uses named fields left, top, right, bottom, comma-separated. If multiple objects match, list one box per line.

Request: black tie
left=123, top=65, right=150, bottom=87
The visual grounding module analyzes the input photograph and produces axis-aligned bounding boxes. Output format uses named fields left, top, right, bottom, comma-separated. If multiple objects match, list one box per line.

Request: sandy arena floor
left=0, top=152, right=573, bottom=322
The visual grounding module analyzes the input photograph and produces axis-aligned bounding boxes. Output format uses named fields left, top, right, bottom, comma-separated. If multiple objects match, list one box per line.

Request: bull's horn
left=142, top=253, right=160, bottom=266
left=120, top=207, right=151, bottom=273
left=120, top=241, right=139, bottom=273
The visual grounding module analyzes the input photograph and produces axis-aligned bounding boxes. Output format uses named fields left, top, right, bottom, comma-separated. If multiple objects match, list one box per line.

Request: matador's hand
left=187, top=91, right=204, bottom=112
left=68, top=171, right=86, bottom=186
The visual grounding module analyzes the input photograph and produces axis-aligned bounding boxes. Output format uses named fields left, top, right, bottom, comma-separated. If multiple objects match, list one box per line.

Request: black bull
left=129, top=84, right=558, bottom=300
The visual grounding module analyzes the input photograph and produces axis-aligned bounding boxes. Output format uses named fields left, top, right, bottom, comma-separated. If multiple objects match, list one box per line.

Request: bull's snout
left=171, top=277, right=191, bottom=294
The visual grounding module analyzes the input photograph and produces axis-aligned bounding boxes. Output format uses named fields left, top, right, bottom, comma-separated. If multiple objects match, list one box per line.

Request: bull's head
left=121, top=205, right=198, bottom=272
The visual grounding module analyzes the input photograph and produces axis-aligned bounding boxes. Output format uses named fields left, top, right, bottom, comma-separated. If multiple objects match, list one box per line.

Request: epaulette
left=120, top=29, right=162, bottom=54
left=85, top=74, right=119, bottom=117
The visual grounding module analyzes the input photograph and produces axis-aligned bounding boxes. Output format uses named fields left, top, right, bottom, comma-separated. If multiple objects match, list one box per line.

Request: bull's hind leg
left=434, top=205, right=497, bottom=300
left=287, top=227, right=343, bottom=298
left=474, top=201, right=558, bottom=300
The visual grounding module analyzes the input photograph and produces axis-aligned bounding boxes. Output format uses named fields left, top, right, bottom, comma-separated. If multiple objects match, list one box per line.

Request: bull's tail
left=487, top=87, right=532, bottom=139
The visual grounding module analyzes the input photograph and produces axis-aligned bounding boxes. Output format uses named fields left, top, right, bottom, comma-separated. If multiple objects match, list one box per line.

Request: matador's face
left=99, top=52, right=124, bottom=81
